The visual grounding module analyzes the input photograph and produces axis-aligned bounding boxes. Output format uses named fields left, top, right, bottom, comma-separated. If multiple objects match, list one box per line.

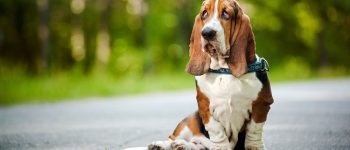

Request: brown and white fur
left=147, top=0, right=274, bottom=150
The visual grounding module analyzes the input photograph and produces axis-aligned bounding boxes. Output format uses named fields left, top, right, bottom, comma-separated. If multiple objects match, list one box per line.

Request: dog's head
left=186, top=0, right=256, bottom=77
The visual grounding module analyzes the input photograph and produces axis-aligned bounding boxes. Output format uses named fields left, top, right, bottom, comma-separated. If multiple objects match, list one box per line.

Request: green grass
left=0, top=71, right=195, bottom=106
left=268, top=57, right=350, bottom=82
left=0, top=59, right=349, bottom=106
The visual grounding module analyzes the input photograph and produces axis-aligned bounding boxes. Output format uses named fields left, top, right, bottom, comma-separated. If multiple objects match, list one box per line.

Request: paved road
left=1, top=79, right=350, bottom=150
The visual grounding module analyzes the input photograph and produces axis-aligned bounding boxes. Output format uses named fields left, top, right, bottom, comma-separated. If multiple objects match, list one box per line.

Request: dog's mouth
left=203, top=42, right=229, bottom=58
left=204, top=43, right=217, bottom=56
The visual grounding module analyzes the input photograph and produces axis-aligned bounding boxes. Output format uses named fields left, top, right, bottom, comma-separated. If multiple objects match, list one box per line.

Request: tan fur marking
left=168, top=112, right=206, bottom=140
left=169, top=119, right=186, bottom=140
left=225, top=2, right=256, bottom=77
left=203, top=0, right=216, bottom=22
left=196, top=84, right=211, bottom=124
left=218, top=0, right=235, bottom=50
left=251, top=77, right=274, bottom=123
left=187, top=113, right=205, bottom=136
left=186, top=15, right=211, bottom=76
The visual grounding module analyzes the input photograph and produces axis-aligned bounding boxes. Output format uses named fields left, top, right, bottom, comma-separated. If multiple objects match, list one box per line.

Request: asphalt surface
left=1, top=79, right=350, bottom=150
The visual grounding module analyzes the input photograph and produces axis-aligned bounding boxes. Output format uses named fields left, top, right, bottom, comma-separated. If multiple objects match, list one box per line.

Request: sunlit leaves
left=294, top=2, right=321, bottom=48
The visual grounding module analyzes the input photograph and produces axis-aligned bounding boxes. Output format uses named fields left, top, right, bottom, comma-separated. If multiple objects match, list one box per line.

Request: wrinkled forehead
left=201, top=0, right=216, bottom=12
left=201, top=0, right=234, bottom=15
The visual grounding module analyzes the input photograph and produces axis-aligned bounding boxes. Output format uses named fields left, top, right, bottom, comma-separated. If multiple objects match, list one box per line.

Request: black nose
left=201, top=28, right=216, bottom=40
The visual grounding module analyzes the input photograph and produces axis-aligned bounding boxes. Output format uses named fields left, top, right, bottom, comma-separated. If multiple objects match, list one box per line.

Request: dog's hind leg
left=148, top=112, right=211, bottom=150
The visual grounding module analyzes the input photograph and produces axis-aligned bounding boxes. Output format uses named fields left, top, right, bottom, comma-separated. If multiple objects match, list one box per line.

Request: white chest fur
left=195, top=72, right=263, bottom=140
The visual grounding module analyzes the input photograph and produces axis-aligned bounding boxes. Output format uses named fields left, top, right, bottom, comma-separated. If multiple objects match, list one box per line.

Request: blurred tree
left=37, top=0, right=49, bottom=73
left=48, top=0, right=74, bottom=71
left=96, top=0, right=112, bottom=70
left=81, top=0, right=98, bottom=73
left=247, top=0, right=350, bottom=68
left=0, top=0, right=40, bottom=74
left=0, top=0, right=349, bottom=77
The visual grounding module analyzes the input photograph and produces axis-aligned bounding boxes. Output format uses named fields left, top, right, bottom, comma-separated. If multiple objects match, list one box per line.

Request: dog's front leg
left=245, top=120, right=265, bottom=150
left=245, top=73, right=274, bottom=150
left=196, top=85, right=230, bottom=150
left=245, top=98, right=271, bottom=150
left=205, top=117, right=230, bottom=150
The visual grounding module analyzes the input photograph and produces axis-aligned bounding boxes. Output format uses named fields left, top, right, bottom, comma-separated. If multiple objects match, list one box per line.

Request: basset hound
left=148, top=0, right=274, bottom=149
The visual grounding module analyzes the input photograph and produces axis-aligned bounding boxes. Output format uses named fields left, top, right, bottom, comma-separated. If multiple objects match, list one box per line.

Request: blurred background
left=0, top=0, right=349, bottom=105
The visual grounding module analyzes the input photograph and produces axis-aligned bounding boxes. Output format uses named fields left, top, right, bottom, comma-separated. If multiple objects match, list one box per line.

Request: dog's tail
left=123, top=147, right=148, bottom=150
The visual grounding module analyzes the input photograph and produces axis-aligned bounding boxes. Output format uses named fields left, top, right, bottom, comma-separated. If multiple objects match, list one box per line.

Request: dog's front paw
left=245, top=146, right=264, bottom=150
left=245, top=121, right=265, bottom=150
left=171, top=140, right=187, bottom=150
left=171, top=139, right=196, bottom=150
left=148, top=141, right=171, bottom=150
left=245, top=142, right=265, bottom=150
left=148, top=144, right=164, bottom=150
left=244, top=136, right=265, bottom=150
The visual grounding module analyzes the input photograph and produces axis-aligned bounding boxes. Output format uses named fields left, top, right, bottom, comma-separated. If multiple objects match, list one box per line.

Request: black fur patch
left=255, top=70, right=269, bottom=86
left=234, top=131, right=246, bottom=150
left=195, top=111, right=209, bottom=138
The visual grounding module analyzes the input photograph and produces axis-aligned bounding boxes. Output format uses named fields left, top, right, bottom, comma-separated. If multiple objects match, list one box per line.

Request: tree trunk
left=37, top=0, right=50, bottom=73
left=317, top=31, right=329, bottom=67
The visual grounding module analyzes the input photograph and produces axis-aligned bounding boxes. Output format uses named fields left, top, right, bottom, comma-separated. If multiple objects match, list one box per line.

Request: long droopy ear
left=226, top=2, right=256, bottom=77
left=186, top=15, right=210, bottom=76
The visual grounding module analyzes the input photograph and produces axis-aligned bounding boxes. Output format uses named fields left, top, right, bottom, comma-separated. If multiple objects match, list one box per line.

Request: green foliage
left=248, top=0, right=350, bottom=67
left=0, top=0, right=349, bottom=105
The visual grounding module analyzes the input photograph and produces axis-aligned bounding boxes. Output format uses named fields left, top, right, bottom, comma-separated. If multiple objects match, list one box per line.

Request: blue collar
left=208, top=55, right=269, bottom=75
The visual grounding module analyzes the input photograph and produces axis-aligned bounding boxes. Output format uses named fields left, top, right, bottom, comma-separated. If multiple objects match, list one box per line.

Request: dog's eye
left=221, top=10, right=230, bottom=20
left=201, top=10, right=208, bottom=20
